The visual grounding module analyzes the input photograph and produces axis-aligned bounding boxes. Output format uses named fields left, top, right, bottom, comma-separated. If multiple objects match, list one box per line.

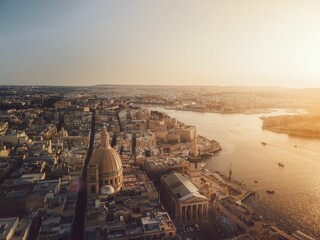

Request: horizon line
left=1, top=83, right=320, bottom=90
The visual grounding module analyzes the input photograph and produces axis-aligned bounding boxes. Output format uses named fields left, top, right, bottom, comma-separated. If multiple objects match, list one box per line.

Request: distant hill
left=91, top=84, right=320, bottom=98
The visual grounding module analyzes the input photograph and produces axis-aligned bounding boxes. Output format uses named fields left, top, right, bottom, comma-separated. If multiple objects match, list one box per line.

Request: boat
left=294, top=145, right=298, bottom=148
left=261, top=142, right=267, bottom=145
left=267, top=190, right=275, bottom=194
left=254, top=180, right=258, bottom=183
left=278, top=162, right=284, bottom=167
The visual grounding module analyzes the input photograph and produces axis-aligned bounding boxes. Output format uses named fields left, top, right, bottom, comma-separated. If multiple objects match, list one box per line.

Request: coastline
left=142, top=105, right=223, bottom=154
left=262, top=126, right=320, bottom=139
left=165, top=106, right=273, bottom=115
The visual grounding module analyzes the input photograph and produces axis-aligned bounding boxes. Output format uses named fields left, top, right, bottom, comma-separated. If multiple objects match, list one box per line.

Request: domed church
left=87, top=126, right=123, bottom=195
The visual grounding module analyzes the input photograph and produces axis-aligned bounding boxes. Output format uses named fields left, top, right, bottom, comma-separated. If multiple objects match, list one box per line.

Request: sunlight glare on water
left=149, top=107, right=320, bottom=238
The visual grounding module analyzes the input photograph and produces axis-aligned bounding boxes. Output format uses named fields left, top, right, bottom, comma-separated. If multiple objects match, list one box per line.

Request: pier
left=200, top=170, right=255, bottom=203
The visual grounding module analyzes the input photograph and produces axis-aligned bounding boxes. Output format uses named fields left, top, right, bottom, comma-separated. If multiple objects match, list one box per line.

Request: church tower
left=187, top=127, right=202, bottom=187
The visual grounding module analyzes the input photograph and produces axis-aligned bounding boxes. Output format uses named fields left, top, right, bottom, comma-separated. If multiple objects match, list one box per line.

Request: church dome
left=90, top=145, right=122, bottom=176
left=90, top=126, right=122, bottom=175
left=88, top=126, right=123, bottom=194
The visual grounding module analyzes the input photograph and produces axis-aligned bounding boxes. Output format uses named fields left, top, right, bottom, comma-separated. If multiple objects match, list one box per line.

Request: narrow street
left=71, top=109, right=96, bottom=240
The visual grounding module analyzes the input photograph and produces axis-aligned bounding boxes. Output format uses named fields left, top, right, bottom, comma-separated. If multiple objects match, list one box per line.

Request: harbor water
left=149, top=107, right=320, bottom=238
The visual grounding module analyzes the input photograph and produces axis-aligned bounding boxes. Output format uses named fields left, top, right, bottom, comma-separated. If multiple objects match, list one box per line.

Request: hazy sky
left=1, top=0, right=320, bottom=87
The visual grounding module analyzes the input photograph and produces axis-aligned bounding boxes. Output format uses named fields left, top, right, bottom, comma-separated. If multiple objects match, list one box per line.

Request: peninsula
left=262, top=113, right=320, bottom=138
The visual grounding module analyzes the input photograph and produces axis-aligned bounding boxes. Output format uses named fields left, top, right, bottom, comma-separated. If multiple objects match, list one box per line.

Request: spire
left=190, top=127, right=198, bottom=157
left=101, top=125, right=110, bottom=148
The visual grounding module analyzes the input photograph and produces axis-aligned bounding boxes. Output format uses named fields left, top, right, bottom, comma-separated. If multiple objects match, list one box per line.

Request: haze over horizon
left=1, top=0, right=320, bottom=88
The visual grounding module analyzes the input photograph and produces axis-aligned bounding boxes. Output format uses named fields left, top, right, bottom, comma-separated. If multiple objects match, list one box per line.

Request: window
left=110, top=179, right=113, bottom=185
left=0, top=224, right=7, bottom=235
left=90, top=185, right=96, bottom=194
left=90, top=174, right=95, bottom=181
left=115, top=177, right=117, bottom=184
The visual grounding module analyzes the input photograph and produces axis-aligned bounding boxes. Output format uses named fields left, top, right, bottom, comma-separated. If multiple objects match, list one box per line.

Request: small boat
left=267, top=190, right=275, bottom=194
left=294, top=145, right=298, bottom=148
left=261, top=142, right=267, bottom=145
left=278, top=162, right=284, bottom=167
left=254, top=180, right=258, bottom=183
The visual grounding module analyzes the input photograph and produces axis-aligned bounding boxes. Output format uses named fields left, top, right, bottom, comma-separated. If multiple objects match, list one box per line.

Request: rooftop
left=161, top=172, right=208, bottom=202
left=0, top=217, right=19, bottom=239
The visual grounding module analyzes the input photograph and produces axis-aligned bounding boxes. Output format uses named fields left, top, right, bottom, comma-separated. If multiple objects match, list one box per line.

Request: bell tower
left=187, top=127, right=202, bottom=187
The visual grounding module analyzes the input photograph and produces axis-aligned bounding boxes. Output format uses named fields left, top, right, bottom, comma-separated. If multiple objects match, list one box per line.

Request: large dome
left=87, top=126, right=123, bottom=194
left=90, top=145, right=122, bottom=176
left=90, top=126, right=123, bottom=175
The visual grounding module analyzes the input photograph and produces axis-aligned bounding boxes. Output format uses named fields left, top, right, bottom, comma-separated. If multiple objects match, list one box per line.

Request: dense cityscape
left=2, top=1, right=320, bottom=239
left=0, top=86, right=317, bottom=240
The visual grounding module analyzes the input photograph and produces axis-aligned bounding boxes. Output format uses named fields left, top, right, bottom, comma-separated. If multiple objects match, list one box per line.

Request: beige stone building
left=160, top=172, right=209, bottom=223
left=87, top=126, right=123, bottom=195
left=136, top=132, right=156, bottom=148
left=176, top=126, right=195, bottom=142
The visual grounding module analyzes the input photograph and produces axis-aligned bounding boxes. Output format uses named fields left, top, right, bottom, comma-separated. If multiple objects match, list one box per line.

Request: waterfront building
left=160, top=172, right=209, bottom=222
left=144, top=157, right=187, bottom=184
left=187, top=129, right=202, bottom=187
left=176, top=126, right=196, bottom=142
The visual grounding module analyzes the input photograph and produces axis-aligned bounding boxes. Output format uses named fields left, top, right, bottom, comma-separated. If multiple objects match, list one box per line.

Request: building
left=176, top=126, right=195, bottom=142
left=87, top=126, right=123, bottom=195
left=0, top=142, right=10, bottom=158
left=187, top=128, right=202, bottom=187
left=136, top=132, right=156, bottom=149
left=53, top=100, right=72, bottom=109
left=56, top=127, right=68, bottom=138
left=160, top=172, right=209, bottom=223
left=0, top=131, right=29, bottom=146
left=0, top=217, right=19, bottom=240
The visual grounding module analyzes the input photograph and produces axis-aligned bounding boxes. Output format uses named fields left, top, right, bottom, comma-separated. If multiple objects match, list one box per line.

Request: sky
left=1, top=0, right=320, bottom=87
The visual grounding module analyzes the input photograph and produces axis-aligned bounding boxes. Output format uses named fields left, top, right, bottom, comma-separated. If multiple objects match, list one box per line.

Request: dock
left=220, top=172, right=256, bottom=202
left=200, top=170, right=255, bottom=202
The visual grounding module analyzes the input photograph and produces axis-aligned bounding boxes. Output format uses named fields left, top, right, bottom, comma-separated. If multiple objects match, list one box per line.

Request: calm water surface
left=149, top=107, right=320, bottom=238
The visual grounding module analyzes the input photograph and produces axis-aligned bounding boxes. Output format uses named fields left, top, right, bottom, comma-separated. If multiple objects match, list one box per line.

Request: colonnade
left=179, top=202, right=208, bottom=221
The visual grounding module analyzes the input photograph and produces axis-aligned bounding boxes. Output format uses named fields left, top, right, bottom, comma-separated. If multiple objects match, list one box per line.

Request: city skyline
left=2, top=0, right=320, bottom=88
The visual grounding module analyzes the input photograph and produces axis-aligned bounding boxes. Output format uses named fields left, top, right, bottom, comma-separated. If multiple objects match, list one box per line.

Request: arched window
left=115, top=177, right=117, bottom=184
